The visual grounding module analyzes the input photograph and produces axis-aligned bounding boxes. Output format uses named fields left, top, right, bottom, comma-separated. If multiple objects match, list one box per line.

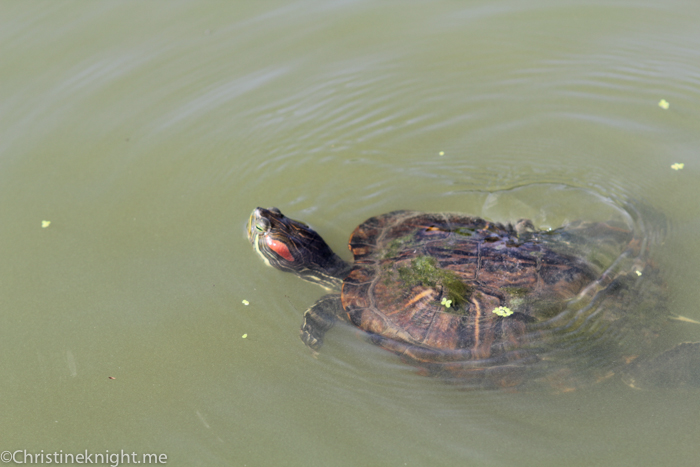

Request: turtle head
left=247, top=207, right=349, bottom=290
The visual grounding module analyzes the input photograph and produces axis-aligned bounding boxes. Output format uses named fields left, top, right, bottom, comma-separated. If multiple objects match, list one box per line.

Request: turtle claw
left=299, top=294, right=343, bottom=353
left=299, top=327, right=323, bottom=353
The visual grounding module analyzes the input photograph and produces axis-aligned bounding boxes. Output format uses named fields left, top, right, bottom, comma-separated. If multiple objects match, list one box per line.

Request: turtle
left=247, top=207, right=700, bottom=390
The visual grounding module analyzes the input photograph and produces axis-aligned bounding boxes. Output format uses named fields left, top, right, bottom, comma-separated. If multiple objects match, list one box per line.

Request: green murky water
left=2, top=1, right=700, bottom=466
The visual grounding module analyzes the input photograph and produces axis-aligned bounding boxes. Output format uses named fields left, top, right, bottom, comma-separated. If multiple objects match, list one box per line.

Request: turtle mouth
left=247, top=207, right=271, bottom=244
left=246, top=210, right=258, bottom=244
left=248, top=208, right=274, bottom=268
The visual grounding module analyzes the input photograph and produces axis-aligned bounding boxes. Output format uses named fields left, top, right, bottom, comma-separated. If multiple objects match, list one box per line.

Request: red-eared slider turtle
left=247, top=207, right=700, bottom=390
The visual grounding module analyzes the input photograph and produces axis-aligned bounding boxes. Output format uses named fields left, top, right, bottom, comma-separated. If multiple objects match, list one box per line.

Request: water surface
left=1, top=1, right=700, bottom=466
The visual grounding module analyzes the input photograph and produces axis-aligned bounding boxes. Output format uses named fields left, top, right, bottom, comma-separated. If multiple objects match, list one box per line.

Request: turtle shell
left=341, top=211, right=642, bottom=387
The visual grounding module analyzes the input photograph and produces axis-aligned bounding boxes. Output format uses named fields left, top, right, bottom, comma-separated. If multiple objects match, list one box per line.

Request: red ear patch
left=266, top=236, right=295, bottom=262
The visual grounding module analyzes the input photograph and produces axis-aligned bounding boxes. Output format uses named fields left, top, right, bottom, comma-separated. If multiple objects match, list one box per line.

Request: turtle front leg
left=300, top=294, right=344, bottom=352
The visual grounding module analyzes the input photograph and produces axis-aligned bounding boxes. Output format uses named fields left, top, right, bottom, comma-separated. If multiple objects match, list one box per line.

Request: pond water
left=1, top=1, right=700, bottom=466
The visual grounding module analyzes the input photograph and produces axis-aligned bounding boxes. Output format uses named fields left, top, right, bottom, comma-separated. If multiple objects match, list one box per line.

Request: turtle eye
left=255, top=217, right=271, bottom=233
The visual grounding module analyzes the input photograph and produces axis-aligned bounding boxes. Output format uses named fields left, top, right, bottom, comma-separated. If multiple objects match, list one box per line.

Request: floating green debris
left=242, top=333, right=248, bottom=338
left=441, top=297, right=452, bottom=308
left=242, top=299, right=250, bottom=305
left=658, top=99, right=670, bottom=110
left=671, top=162, right=684, bottom=171
left=439, top=151, right=445, bottom=156
left=41, top=220, right=51, bottom=228
left=492, top=306, right=513, bottom=317
left=635, top=270, right=643, bottom=276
